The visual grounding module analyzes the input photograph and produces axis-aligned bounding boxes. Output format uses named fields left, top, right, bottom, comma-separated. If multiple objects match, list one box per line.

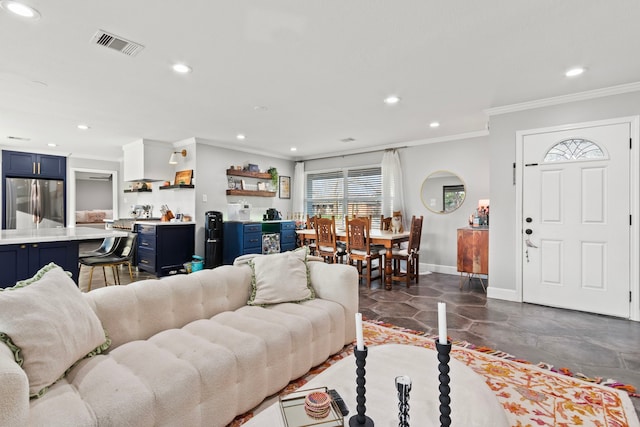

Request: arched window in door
left=543, top=138, right=606, bottom=162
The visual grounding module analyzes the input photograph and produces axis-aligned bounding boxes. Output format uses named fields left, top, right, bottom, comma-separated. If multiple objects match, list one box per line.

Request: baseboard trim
left=422, top=263, right=458, bottom=276
left=486, top=287, right=520, bottom=302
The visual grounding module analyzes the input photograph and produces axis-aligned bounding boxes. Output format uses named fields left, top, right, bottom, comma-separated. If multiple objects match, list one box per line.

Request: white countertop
left=0, top=227, right=128, bottom=245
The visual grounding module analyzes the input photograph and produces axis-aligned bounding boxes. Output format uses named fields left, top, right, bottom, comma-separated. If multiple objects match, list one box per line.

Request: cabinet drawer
left=280, top=222, right=296, bottom=231
left=137, top=247, right=156, bottom=271
left=281, top=230, right=296, bottom=243
left=138, top=233, right=156, bottom=250
left=136, top=224, right=156, bottom=235
left=281, top=243, right=296, bottom=252
left=243, top=232, right=262, bottom=249
left=241, top=247, right=262, bottom=255
left=243, top=223, right=262, bottom=233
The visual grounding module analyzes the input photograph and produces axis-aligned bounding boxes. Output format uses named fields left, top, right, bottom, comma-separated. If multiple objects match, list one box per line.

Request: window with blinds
left=306, top=167, right=382, bottom=228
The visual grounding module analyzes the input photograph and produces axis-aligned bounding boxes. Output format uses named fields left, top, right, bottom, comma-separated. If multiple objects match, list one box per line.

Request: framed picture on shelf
left=174, top=169, right=193, bottom=185
left=279, top=175, right=291, bottom=199
left=257, top=182, right=266, bottom=191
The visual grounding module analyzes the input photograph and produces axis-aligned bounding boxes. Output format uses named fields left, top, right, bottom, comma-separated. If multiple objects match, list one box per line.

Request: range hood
left=122, top=139, right=172, bottom=182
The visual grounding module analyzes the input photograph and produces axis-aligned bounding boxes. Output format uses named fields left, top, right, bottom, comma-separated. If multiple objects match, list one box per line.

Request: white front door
left=522, top=122, right=631, bottom=318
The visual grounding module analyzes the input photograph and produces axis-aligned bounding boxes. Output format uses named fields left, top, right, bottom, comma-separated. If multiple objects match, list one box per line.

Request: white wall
left=76, top=180, right=112, bottom=210
left=400, top=136, right=490, bottom=273
left=305, top=135, right=490, bottom=274
left=488, top=90, right=640, bottom=303
left=192, top=139, right=295, bottom=256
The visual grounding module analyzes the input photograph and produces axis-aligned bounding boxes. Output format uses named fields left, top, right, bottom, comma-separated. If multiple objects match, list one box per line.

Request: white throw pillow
left=247, top=248, right=315, bottom=306
left=0, top=263, right=110, bottom=398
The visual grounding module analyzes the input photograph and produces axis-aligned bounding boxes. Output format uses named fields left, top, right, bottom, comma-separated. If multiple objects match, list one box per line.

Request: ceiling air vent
left=91, top=30, right=144, bottom=57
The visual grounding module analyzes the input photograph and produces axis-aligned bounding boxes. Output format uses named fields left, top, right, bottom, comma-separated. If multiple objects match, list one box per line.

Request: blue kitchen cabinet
left=223, top=222, right=262, bottom=265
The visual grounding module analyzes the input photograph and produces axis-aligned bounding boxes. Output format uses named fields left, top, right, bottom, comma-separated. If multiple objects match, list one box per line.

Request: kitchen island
left=0, top=227, right=128, bottom=288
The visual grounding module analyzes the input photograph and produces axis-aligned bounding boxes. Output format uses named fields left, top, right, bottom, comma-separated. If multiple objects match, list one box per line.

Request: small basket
left=191, top=255, right=204, bottom=272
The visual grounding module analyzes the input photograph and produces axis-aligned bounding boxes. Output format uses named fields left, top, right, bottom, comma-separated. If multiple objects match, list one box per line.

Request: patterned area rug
left=230, top=320, right=640, bottom=427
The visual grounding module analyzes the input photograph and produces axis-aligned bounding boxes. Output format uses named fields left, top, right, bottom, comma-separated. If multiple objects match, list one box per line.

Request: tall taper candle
left=355, top=313, right=364, bottom=351
left=438, top=302, right=447, bottom=345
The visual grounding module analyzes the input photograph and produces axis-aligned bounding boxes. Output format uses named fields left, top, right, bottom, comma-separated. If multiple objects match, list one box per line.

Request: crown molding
left=296, top=129, right=489, bottom=161
left=486, top=81, right=640, bottom=116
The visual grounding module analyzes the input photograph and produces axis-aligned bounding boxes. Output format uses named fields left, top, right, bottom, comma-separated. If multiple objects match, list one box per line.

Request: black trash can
left=204, top=211, right=223, bottom=268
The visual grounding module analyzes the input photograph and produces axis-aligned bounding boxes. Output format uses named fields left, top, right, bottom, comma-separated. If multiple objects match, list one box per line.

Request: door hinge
left=630, top=138, right=632, bottom=149
left=630, top=291, right=633, bottom=303
left=630, top=215, right=632, bottom=226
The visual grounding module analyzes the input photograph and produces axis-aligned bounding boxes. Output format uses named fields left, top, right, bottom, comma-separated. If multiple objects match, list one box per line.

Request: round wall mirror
left=421, top=170, right=466, bottom=214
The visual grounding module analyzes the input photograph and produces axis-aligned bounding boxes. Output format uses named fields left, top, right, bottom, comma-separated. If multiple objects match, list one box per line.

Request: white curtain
left=292, top=161, right=305, bottom=215
left=381, top=150, right=406, bottom=227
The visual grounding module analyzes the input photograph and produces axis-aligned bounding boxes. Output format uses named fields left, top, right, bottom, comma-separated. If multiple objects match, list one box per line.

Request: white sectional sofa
left=0, top=251, right=358, bottom=427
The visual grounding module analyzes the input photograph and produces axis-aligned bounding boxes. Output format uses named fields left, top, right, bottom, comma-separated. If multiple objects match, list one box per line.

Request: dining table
left=296, top=228, right=410, bottom=290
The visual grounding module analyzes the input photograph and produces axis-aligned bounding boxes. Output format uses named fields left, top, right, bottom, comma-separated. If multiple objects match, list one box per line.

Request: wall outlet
left=202, top=194, right=207, bottom=202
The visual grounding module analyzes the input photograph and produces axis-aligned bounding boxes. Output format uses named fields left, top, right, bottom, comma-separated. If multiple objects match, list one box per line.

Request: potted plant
left=268, top=167, right=278, bottom=188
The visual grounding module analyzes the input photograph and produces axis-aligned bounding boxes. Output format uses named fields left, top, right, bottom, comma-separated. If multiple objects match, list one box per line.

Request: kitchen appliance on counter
left=264, top=208, right=282, bottom=221
left=205, top=211, right=223, bottom=268
left=228, top=203, right=251, bottom=221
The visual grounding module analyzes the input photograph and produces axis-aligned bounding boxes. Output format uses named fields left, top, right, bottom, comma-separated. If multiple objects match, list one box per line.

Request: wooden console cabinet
left=457, top=227, right=489, bottom=289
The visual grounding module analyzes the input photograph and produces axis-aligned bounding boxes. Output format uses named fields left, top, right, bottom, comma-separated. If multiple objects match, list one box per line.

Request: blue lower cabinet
left=223, top=222, right=262, bottom=264
left=223, top=221, right=298, bottom=264
left=262, top=221, right=296, bottom=252
left=135, top=223, right=195, bottom=276
left=0, top=240, right=79, bottom=288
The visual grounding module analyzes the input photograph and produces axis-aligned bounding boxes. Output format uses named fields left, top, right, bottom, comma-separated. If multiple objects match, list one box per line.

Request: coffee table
left=243, top=344, right=509, bottom=426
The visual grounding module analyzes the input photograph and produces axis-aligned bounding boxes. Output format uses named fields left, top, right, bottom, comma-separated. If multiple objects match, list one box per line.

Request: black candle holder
left=349, top=345, right=374, bottom=426
left=435, top=340, right=452, bottom=427
left=395, top=375, right=412, bottom=427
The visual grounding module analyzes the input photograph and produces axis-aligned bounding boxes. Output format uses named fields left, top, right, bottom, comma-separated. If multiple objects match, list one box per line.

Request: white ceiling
left=1, top=1, right=640, bottom=161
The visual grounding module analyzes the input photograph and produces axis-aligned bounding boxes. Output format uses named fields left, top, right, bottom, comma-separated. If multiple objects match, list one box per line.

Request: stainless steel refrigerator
left=5, top=178, right=65, bottom=229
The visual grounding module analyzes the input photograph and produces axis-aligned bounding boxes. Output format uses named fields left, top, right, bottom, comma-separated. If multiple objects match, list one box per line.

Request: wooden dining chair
left=345, top=216, right=384, bottom=287
left=314, top=216, right=345, bottom=263
left=304, top=214, right=318, bottom=251
left=380, top=215, right=392, bottom=231
left=391, top=215, right=423, bottom=288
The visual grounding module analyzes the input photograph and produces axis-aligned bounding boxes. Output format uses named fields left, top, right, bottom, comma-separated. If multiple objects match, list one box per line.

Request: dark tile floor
left=78, top=241, right=640, bottom=416
left=359, top=272, right=640, bottom=416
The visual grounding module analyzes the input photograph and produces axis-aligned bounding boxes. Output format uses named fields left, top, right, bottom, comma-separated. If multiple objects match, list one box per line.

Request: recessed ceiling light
left=340, top=137, right=356, bottom=143
left=236, top=134, right=246, bottom=140
left=429, top=121, right=440, bottom=128
left=253, top=105, right=268, bottom=112
left=172, top=63, right=192, bottom=74
left=47, top=143, right=57, bottom=147
left=1, top=1, right=40, bottom=20
left=77, top=124, right=90, bottom=130
left=383, top=95, right=401, bottom=105
left=565, top=67, right=585, bottom=77
left=290, top=147, right=297, bottom=152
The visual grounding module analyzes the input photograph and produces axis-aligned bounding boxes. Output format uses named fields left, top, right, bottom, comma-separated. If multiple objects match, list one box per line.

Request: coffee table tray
left=279, top=386, right=344, bottom=427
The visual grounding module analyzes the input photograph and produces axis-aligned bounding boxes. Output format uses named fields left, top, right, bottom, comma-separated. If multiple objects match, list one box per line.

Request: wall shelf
left=159, top=184, right=194, bottom=190
left=226, top=169, right=271, bottom=180
left=226, top=189, right=276, bottom=197
left=124, top=188, right=152, bottom=193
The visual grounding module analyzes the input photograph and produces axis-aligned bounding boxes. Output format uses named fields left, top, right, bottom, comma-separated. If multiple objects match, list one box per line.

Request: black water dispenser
left=205, top=211, right=223, bottom=268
